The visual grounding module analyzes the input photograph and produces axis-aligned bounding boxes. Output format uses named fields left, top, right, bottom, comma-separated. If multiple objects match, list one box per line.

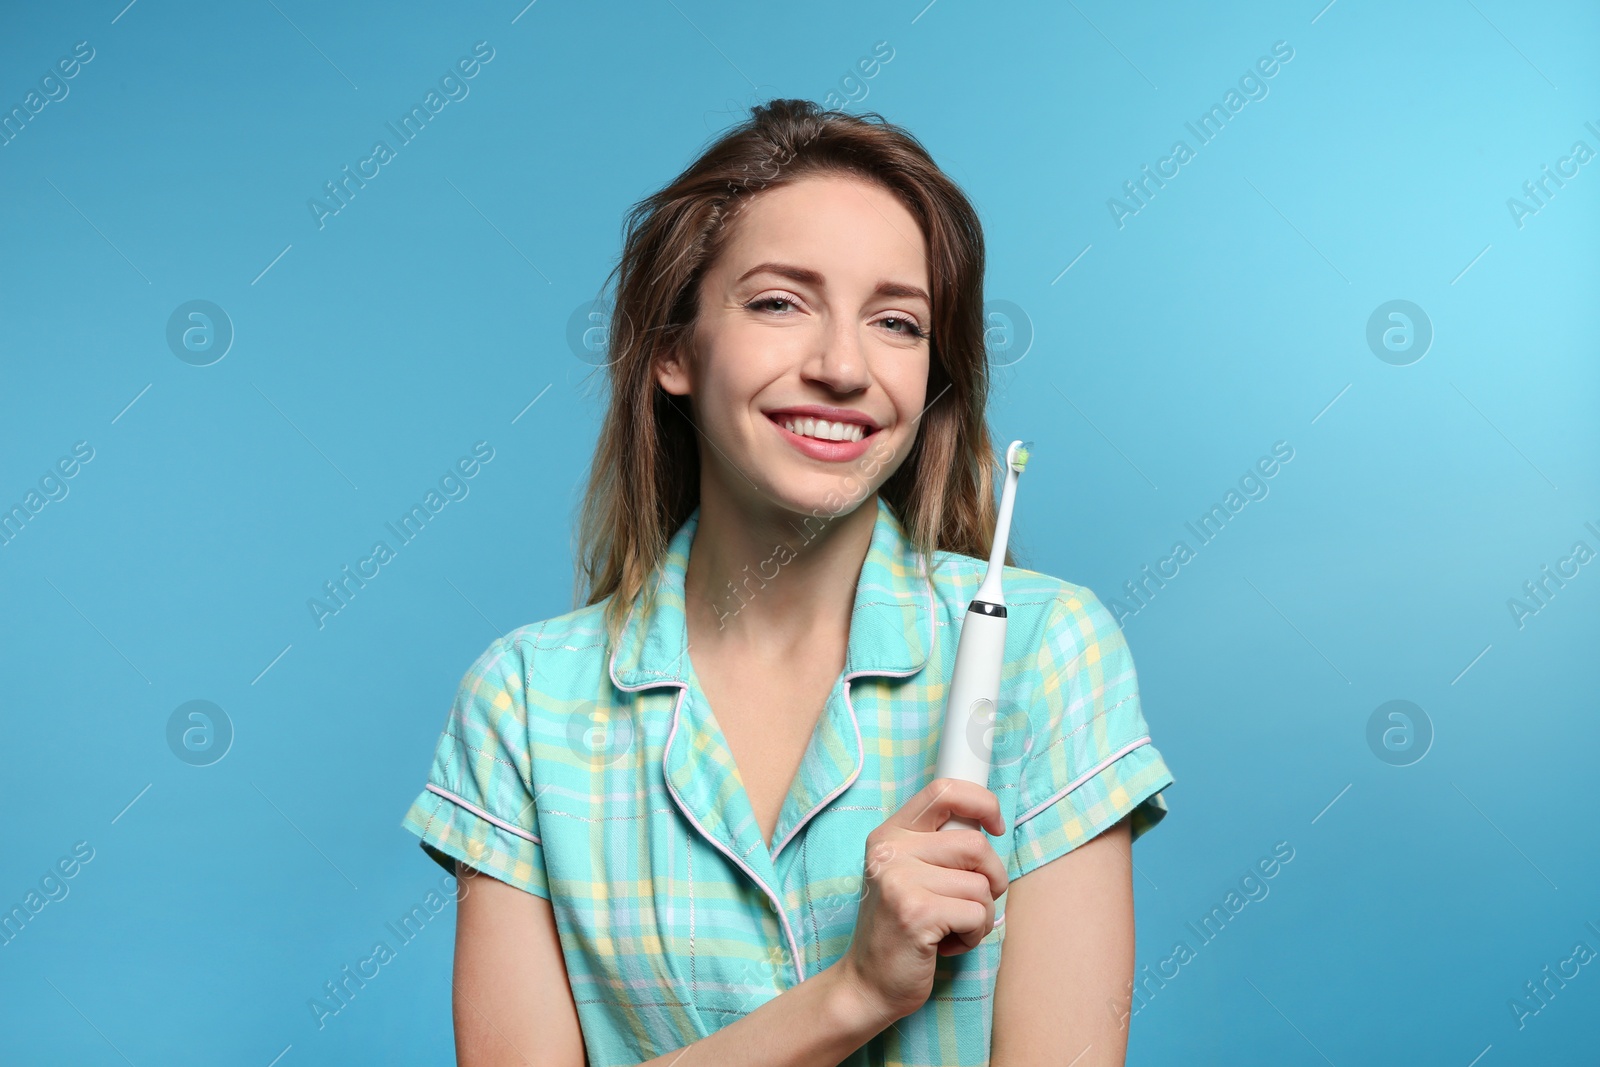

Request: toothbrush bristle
left=1011, top=446, right=1030, bottom=473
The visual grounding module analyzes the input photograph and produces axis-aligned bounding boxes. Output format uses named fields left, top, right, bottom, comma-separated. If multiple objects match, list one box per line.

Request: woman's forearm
left=635, top=959, right=897, bottom=1067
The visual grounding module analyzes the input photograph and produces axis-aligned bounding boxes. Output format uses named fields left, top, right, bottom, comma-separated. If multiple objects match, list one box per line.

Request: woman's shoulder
left=461, top=597, right=617, bottom=701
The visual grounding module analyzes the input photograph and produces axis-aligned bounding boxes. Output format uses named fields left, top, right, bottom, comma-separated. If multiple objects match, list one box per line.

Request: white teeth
left=780, top=417, right=865, bottom=443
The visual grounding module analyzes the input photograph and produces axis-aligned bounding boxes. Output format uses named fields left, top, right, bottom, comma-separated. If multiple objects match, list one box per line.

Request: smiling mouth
left=766, top=413, right=875, bottom=443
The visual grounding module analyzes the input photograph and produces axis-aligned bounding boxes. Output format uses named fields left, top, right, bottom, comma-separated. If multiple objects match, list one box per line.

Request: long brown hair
left=573, top=97, right=1012, bottom=648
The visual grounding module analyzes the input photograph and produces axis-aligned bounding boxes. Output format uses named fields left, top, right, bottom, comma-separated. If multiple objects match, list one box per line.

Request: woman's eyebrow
left=736, top=261, right=930, bottom=306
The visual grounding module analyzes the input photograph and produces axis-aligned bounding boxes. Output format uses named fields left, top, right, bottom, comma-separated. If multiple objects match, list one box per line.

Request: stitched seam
left=537, top=806, right=675, bottom=823
left=424, top=783, right=543, bottom=845
left=1025, top=692, right=1136, bottom=764
left=1013, top=735, right=1153, bottom=828
left=439, top=729, right=534, bottom=793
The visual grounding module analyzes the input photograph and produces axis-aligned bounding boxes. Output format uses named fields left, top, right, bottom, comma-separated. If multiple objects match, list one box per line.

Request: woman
left=401, top=98, right=1174, bottom=1066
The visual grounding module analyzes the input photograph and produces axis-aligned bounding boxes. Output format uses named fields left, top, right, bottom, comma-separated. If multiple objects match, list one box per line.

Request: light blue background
left=2, top=1, right=1596, bottom=1063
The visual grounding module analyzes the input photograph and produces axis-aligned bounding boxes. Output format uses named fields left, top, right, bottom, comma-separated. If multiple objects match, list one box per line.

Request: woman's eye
left=877, top=315, right=926, bottom=339
left=745, top=297, right=924, bottom=339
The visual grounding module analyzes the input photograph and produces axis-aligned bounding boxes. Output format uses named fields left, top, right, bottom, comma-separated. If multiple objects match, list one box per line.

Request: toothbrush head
left=1006, top=440, right=1032, bottom=474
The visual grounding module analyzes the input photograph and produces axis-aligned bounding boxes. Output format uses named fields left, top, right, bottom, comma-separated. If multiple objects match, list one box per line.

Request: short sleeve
left=1007, top=587, right=1175, bottom=881
left=400, top=636, right=550, bottom=899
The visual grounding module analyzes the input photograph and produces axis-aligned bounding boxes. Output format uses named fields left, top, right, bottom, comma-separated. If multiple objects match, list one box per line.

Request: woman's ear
left=654, top=340, right=692, bottom=397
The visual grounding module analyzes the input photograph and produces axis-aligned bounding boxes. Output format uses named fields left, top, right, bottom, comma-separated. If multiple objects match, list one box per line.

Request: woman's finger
left=886, top=777, right=1006, bottom=837
left=878, top=825, right=1010, bottom=902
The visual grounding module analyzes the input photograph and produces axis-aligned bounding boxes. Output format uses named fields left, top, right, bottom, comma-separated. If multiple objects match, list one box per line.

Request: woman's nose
left=803, top=317, right=871, bottom=392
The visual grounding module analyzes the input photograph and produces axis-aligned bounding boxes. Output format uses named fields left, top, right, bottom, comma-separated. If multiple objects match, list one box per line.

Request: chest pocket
left=690, top=936, right=789, bottom=1026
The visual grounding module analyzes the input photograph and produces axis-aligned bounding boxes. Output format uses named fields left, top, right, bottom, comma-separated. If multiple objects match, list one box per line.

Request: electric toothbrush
left=933, top=440, right=1031, bottom=832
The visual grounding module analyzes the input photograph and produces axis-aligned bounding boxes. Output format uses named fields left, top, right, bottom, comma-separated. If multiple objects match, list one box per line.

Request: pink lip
left=766, top=413, right=876, bottom=462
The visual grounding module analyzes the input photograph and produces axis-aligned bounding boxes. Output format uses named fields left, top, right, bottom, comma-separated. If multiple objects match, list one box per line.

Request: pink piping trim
left=1013, top=735, right=1152, bottom=828
left=770, top=558, right=936, bottom=862
left=658, top=684, right=809, bottom=985
left=601, top=538, right=940, bottom=987
left=605, top=628, right=810, bottom=986
left=767, top=681, right=864, bottom=863
left=425, top=782, right=542, bottom=846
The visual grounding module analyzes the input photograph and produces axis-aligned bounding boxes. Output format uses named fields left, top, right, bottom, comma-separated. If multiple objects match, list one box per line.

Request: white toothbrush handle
left=933, top=607, right=1008, bottom=832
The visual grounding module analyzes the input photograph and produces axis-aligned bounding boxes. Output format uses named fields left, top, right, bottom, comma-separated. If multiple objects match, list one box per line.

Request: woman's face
left=656, top=172, right=931, bottom=521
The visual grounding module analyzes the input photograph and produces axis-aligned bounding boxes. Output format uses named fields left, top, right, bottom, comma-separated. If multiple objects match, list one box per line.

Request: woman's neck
left=682, top=491, right=878, bottom=662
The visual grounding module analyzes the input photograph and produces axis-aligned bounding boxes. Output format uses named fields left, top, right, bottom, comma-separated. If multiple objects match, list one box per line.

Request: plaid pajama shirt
left=401, top=494, right=1174, bottom=1065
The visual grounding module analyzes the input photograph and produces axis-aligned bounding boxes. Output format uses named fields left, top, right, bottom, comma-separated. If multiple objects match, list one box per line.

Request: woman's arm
left=633, top=959, right=894, bottom=1067
left=989, top=816, right=1136, bottom=1067
left=453, top=861, right=587, bottom=1065
left=452, top=860, right=898, bottom=1067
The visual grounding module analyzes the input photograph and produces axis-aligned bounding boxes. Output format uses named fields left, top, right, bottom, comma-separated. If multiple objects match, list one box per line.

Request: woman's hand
left=834, top=777, right=1010, bottom=1023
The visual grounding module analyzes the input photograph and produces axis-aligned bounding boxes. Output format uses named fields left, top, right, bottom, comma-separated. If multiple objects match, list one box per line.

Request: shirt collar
left=608, top=493, right=934, bottom=692
left=608, top=495, right=935, bottom=937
